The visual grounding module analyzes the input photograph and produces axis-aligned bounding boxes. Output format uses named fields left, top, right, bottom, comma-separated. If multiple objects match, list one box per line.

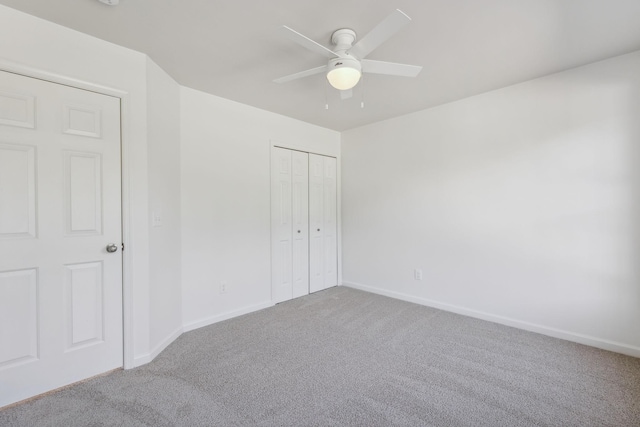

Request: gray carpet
left=1, top=286, right=639, bottom=426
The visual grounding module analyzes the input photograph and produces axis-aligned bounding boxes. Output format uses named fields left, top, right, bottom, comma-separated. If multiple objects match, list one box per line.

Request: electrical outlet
left=414, top=269, right=423, bottom=280
left=220, top=280, right=228, bottom=294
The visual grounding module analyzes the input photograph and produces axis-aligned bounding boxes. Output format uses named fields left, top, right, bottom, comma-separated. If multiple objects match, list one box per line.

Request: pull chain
left=324, top=79, right=329, bottom=110
left=360, top=75, right=366, bottom=109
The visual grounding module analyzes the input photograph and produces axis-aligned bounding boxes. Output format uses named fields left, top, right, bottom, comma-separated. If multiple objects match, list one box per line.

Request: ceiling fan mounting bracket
left=331, top=29, right=357, bottom=51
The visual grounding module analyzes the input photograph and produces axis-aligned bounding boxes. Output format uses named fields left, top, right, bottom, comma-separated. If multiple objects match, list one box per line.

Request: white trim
left=0, top=58, right=135, bottom=369
left=335, top=153, right=342, bottom=287
left=342, top=281, right=640, bottom=358
left=269, top=139, right=274, bottom=303
left=182, top=301, right=274, bottom=333
left=0, top=60, right=129, bottom=98
left=119, top=94, right=135, bottom=369
left=132, top=327, right=183, bottom=368
left=270, top=139, right=339, bottom=158
left=135, top=300, right=275, bottom=366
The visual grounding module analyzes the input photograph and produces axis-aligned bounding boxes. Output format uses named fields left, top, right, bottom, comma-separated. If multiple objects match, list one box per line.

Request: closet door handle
left=317, top=228, right=320, bottom=232
left=297, top=230, right=301, bottom=233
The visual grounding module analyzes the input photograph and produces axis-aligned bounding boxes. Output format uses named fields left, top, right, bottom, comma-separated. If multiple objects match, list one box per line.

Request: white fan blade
left=273, top=65, right=328, bottom=84
left=280, top=26, right=344, bottom=59
left=348, top=9, right=411, bottom=59
left=361, top=59, right=422, bottom=77
left=340, top=89, right=353, bottom=100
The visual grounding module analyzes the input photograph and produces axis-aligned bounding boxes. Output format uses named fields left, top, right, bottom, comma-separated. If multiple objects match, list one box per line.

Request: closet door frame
left=269, top=140, right=341, bottom=303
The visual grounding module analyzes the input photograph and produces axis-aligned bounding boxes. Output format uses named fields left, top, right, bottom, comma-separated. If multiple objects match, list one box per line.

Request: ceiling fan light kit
left=274, top=9, right=422, bottom=99
left=327, top=57, right=361, bottom=90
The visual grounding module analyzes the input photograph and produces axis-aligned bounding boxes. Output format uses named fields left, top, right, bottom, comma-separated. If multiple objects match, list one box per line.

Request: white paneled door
left=309, top=154, right=338, bottom=293
left=0, top=71, right=123, bottom=408
left=271, top=147, right=337, bottom=303
left=271, top=147, right=309, bottom=303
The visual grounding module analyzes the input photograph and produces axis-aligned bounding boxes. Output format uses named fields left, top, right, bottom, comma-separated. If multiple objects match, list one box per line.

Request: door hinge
left=121, top=243, right=125, bottom=251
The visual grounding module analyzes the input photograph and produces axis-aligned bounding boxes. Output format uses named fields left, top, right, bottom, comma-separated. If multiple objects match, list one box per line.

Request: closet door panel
left=309, top=154, right=324, bottom=293
left=323, top=156, right=338, bottom=288
left=291, top=151, right=309, bottom=299
left=271, top=148, right=293, bottom=303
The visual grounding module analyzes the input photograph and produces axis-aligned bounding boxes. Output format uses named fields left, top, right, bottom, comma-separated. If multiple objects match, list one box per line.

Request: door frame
left=0, top=59, right=135, bottom=369
left=269, top=139, right=342, bottom=302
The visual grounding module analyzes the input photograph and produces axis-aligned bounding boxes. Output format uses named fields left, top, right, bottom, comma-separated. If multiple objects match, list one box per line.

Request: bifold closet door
left=271, top=147, right=309, bottom=303
left=309, top=154, right=338, bottom=293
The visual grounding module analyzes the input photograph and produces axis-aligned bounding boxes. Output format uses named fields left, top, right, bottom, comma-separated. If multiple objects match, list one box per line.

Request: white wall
left=180, top=87, right=340, bottom=330
left=342, top=51, right=640, bottom=356
left=146, top=58, right=183, bottom=360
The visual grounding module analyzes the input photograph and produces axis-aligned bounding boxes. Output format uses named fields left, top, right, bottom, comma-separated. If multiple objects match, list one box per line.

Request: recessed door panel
left=292, top=238, right=304, bottom=284
left=63, top=105, right=101, bottom=138
left=0, top=144, right=36, bottom=239
left=279, top=240, right=291, bottom=286
left=65, top=262, right=104, bottom=349
left=310, top=235, right=322, bottom=288
left=64, top=152, right=102, bottom=236
left=0, top=90, right=35, bottom=129
left=279, top=182, right=290, bottom=225
left=0, top=269, right=38, bottom=368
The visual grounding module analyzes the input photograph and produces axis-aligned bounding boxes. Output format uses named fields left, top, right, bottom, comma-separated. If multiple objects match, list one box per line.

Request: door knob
left=317, top=228, right=320, bottom=232
left=297, top=230, right=301, bottom=233
left=106, top=243, right=118, bottom=253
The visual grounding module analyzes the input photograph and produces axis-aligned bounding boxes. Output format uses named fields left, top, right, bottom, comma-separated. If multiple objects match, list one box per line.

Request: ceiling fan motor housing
left=328, top=56, right=361, bottom=73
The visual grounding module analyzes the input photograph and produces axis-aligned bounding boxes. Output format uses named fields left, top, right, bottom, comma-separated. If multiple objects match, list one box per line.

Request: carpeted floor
left=1, top=286, right=639, bottom=426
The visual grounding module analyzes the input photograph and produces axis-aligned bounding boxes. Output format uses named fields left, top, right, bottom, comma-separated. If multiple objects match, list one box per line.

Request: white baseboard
left=132, top=300, right=275, bottom=368
left=132, top=326, right=183, bottom=368
left=182, top=300, right=274, bottom=333
left=342, top=281, right=640, bottom=358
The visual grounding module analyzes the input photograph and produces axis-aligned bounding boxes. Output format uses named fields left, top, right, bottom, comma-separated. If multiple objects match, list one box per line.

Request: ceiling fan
left=273, top=9, right=423, bottom=100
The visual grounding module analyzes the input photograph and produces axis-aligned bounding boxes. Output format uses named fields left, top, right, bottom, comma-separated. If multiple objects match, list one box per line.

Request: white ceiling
left=2, top=0, right=640, bottom=131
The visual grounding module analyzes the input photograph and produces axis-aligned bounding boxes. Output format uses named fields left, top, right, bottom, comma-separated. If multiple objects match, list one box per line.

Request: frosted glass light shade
left=327, top=66, right=361, bottom=90
left=326, top=57, right=362, bottom=90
